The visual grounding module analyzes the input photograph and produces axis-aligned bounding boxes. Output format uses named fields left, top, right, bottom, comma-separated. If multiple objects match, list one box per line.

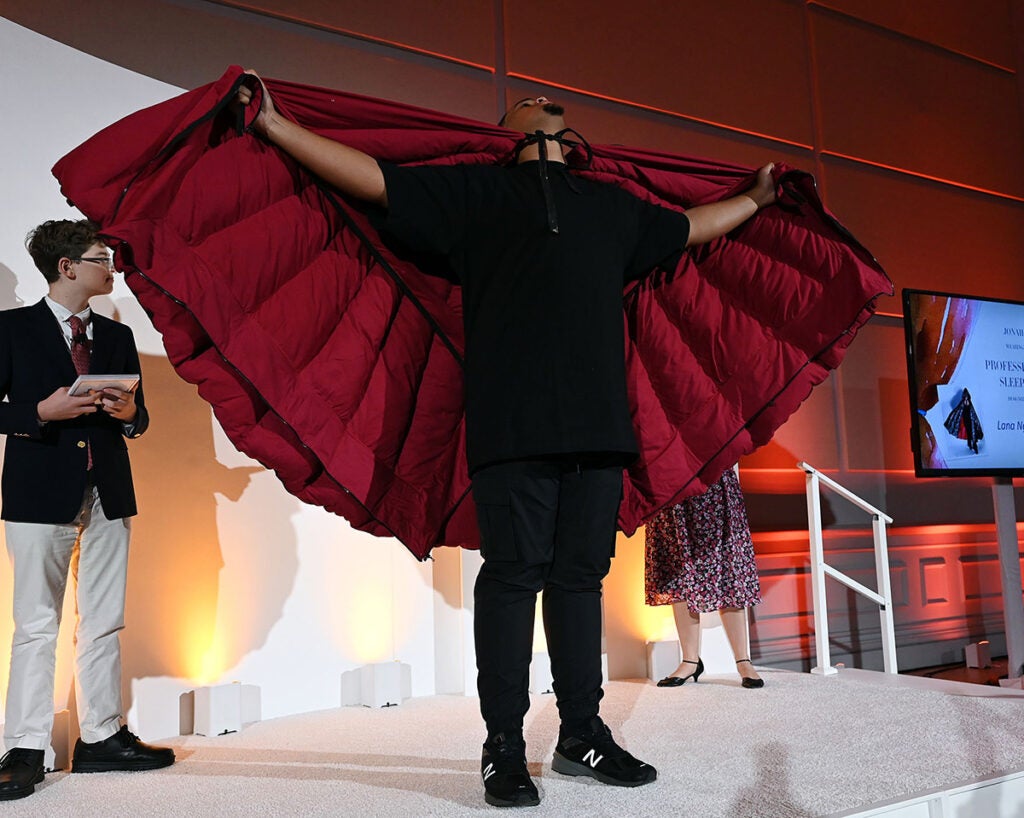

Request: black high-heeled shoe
left=657, top=657, right=704, bottom=687
left=736, top=658, right=764, bottom=688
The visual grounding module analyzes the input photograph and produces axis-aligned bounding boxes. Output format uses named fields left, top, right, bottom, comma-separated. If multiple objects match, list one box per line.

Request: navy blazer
left=0, top=299, right=148, bottom=523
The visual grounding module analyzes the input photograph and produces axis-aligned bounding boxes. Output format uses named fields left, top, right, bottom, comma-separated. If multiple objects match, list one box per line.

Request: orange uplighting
left=346, top=582, right=395, bottom=664
left=532, top=599, right=547, bottom=653
left=644, top=606, right=680, bottom=645
left=604, top=528, right=680, bottom=649
left=177, top=608, right=222, bottom=684
left=735, top=468, right=807, bottom=494
left=193, top=637, right=231, bottom=687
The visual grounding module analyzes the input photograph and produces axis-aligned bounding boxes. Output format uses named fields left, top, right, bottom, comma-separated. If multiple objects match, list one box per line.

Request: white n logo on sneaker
left=483, top=762, right=496, bottom=781
left=583, top=749, right=604, bottom=768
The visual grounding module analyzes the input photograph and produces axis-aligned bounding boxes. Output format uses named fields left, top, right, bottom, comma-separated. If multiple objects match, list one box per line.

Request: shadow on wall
left=0, top=265, right=24, bottom=311
left=0, top=288, right=305, bottom=734
left=116, top=351, right=301, bottom=711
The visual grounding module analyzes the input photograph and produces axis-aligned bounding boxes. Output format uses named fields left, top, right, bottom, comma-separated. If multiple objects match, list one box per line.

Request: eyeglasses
left=72, top=256, right=115, bottom=270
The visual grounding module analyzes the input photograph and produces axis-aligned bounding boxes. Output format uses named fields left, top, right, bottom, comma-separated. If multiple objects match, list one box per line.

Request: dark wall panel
left=741, top=376, right=841, bottom=471
left=838, top=320, right=913, bottom=471
left=823, top=159, right=1024, bottom=301
left=503, top=81, right=812, bottom=170
left=813, top=0, right=1018, bottom=68
left=211, top=0, right=497, bottom=68
left=813, top=9, right=1024, bottom=198
left=0, top=0, right=497, bottom=121
left=504, top=0, right=814, bottom=147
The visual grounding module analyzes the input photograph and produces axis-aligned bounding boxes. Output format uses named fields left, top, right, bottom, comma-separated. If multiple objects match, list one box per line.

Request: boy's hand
left=37, top=387, right=98, bottom=421
left=98, top=387, right=138, bottom=422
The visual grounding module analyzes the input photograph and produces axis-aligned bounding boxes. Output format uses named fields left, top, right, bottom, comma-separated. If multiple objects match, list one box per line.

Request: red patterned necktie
left=69, top=315, right=93, bottom=469
left=69, top=315, right=90, bottom=374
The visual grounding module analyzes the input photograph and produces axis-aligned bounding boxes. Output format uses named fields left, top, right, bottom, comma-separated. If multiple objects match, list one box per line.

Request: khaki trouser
left=3, top=480, right=129, bottom=749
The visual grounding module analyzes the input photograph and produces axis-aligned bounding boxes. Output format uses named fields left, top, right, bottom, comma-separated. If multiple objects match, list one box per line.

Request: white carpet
left=8, top=670, right=1024, bottom=817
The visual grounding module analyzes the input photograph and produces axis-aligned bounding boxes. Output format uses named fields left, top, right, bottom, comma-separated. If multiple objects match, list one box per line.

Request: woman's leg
left=665, top=602, right=701, bottom=678
left=721, top=607, right=761, bottom=682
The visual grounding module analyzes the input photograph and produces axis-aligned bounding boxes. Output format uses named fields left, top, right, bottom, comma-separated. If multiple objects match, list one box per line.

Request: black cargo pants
left=471, top=457, right=622, bottom=736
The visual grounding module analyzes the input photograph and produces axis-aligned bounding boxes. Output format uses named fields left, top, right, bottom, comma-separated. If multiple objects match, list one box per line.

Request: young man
left=238, top=78, right=776, bottom=808
left=0, top=220, right=174, bottom=801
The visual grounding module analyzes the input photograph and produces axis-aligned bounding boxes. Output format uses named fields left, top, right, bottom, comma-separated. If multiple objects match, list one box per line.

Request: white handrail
left=798, top=461, right=898, bottom=675
left=801, top=466, right=893, bottom=523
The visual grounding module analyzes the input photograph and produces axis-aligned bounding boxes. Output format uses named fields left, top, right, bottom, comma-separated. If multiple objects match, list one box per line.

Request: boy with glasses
left=0, top=219, right=173, bottom=800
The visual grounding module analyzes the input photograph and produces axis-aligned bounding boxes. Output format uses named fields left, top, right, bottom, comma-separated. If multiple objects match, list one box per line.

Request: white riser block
left=647, top=640, right=681, bottom=682
left=193, top=683, right=261, bottom=736
left=341, top=662, right=411, bottom=708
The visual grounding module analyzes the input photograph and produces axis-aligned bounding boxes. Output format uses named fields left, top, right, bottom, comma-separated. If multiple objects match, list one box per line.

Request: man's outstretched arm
left=238, top=71, right=388, bottom=207
left=685, top=163, right=776, bottom=246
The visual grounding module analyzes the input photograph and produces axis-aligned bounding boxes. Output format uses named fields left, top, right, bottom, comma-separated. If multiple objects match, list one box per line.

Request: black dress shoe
left=657, top=657, right=704, bottom=687
left=71, top=726, right=175, bottom=773
left=552, top=717, right=656, bottom=787
left=481, top=730, right=540, bottom=807
left=737, top=658, right=765, bottom=688
left=0, top=748, right=44, bottom=800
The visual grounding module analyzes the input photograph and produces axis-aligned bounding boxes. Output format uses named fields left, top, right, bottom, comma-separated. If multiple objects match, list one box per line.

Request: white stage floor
left=8, top=668, right=1024, bottom=817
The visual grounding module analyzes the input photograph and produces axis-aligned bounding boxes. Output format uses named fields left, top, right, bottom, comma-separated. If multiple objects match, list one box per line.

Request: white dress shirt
left=42, top=296, right=137, bottom=434
left=44, top=296, right=93, bottom=348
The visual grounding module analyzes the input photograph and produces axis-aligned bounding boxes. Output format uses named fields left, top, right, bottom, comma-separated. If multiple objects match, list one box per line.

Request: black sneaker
left=552, top=717, right=656, bottom=787
left=481, top=731, right=540, bottom=808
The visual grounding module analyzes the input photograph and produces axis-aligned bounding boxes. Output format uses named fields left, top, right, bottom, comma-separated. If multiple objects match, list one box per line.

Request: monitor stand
left=991, top=477, right=1024, bottom=681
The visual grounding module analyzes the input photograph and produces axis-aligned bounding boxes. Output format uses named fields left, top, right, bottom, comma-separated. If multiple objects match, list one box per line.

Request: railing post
left=806, top=471, right=837, bottom=676
left=873, top=514, right=898, bottom=674
left=801, top=462, right=895, bottom=676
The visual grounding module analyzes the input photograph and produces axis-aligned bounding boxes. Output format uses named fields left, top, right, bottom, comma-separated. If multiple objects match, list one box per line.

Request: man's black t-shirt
left=379, top=159, right=690, bottom=474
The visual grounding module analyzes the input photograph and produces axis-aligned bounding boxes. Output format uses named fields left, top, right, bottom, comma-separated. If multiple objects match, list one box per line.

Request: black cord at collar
left=512, top=128, right=594, bottom=233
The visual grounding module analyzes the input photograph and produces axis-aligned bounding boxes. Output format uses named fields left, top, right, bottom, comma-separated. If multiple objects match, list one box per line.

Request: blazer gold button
left=77, top=441, right=86, bottom=448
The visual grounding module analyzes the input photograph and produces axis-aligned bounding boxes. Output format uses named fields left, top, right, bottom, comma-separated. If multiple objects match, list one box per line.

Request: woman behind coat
left=645, top=466, right=764, bottom=688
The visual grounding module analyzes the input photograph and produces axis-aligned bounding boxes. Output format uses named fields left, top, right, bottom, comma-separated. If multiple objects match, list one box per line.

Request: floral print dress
left=645, top=467, right=762, bottom=612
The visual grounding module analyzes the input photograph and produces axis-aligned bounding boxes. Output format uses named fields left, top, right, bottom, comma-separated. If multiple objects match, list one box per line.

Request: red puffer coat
left=52, top=67, right=892, bottom=559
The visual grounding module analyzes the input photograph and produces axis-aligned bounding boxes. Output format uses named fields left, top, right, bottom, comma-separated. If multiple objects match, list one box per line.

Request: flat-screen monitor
left=904, top=288, right=1024, bottom=477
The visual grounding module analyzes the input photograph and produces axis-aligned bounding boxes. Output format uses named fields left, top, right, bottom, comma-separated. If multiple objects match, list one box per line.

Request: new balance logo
left=483, top=762, right=496, bottom=781
left=583, top=749, right=604, bottom=768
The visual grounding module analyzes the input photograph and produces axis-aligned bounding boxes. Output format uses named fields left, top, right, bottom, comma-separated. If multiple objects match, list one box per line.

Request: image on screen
left=904, top=288, right=1024, bottom=478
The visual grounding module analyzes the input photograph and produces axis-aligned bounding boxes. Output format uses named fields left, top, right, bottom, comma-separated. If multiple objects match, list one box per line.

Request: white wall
left=0, top=18, right=447, bottom=739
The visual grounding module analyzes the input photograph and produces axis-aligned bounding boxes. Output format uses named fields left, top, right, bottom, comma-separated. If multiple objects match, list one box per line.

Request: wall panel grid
left=5, top=0, right=1024, bottom=203
left=810, top=6, right=1024, bottom=201
left=751, top=526, right=1023, bottom=669
left=205, top=0, right=499, bottom=70
left=807, top=0, right=1020, bottom=71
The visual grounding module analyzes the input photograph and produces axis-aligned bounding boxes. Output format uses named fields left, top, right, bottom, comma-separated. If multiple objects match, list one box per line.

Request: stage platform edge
left=831, top=666, right=1024, bottom=817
